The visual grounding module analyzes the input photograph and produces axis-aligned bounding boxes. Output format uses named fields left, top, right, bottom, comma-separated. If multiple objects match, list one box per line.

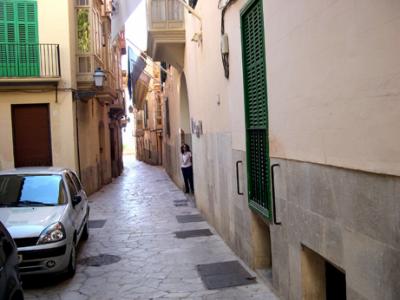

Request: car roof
left=0, top=167, right=70, bottom=176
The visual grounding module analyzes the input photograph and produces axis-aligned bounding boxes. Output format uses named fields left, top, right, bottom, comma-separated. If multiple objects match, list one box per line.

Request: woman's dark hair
left=181, top=143, right=191, bottom=154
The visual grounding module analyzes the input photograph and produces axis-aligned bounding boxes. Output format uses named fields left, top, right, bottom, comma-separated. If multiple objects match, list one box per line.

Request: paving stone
left=23, top=157, right=278, bottom=300
left=174, top=229, right=213, bottom=239
left=78, top=254, right=121, bottom=267
left=176, top=214, right=204, bottom=223
left=88, top=219, right=107, bottom=228
left=197, top=260, right=257, bottom=290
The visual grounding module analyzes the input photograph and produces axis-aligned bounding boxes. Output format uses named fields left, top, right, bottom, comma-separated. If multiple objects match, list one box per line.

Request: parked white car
left=0, top=167, right=89, bottom=277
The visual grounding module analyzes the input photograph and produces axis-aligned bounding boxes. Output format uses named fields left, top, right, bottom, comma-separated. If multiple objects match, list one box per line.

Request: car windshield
left=0, top=175, right=66, bottom=207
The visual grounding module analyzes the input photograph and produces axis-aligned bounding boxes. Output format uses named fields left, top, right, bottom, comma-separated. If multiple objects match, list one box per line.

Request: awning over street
left=127, top=47, right=146, bottom=101
left=134, top=72, right=151, bottom=110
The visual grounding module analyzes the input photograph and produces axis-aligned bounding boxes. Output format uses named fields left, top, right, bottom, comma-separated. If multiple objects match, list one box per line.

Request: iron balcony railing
left=0, top=43, right=61, bottom=78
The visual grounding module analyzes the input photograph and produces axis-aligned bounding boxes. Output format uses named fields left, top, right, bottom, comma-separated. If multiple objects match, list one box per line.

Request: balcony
left=109, top=89, right=126, bottom=120
left=0, top=44, right=61, bottom=83
left=76, top=54, right=118, bottom=101
left=147, top=0, right=185, bottom=70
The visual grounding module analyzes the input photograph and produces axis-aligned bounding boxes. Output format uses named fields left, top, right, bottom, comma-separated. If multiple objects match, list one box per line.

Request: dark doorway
left=301, top=245, right=347, bottom=300
left=98, top=122, right=106, bottom=186
left=326, top=261, right=346, bottom=300
left=12, top=104, right=52, bottom=167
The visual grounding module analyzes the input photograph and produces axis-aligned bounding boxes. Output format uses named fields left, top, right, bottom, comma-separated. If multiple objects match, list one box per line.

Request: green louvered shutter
left=0, top=0, right=39, bottom=77
left=0, top=1, right=17, bottom=76
left=241, top=0, right=271, bottom=219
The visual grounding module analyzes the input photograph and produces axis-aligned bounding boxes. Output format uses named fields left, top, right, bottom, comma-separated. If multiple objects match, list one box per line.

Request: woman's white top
left=181, top=151, right=192, bottom=168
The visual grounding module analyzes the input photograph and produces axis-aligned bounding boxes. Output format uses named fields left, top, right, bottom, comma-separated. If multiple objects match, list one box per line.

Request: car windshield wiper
left=0, top=203, right=16, bottom=207
left=17, top=200, right=55, bottom=207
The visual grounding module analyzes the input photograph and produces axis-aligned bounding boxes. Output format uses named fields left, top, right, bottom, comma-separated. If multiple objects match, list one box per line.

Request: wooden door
left=12, top=104, right=52, bottom=167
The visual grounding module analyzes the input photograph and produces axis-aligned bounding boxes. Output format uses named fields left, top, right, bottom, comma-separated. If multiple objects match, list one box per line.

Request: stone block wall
left=193, top=132, right=272, bottom=271
left=270, top=158, right=400, bottom=299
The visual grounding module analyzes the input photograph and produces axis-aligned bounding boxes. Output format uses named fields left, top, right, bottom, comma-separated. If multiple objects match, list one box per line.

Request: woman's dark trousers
left=181, top=166, right=194, bottom=193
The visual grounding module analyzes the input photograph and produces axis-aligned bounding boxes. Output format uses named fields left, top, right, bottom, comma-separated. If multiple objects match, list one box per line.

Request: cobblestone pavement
left=24, top=157, right=278, bottom=300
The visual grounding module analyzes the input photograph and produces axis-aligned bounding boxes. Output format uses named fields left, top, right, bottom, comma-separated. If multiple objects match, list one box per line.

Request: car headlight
left=37, top=222, right=66, bottom=244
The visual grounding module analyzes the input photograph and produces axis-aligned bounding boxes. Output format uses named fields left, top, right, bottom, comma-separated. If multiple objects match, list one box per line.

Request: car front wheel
left=81, top=222, right=89, bottom=241
left=66, top=243, right=76, bottom=278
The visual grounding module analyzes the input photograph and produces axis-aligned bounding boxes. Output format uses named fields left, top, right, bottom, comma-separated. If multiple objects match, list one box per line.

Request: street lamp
left=93, top=67, right=106, bottom=87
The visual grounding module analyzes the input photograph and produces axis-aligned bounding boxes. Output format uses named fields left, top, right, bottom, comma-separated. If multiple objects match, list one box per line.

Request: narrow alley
left=23, top=157, right=278, bottom=300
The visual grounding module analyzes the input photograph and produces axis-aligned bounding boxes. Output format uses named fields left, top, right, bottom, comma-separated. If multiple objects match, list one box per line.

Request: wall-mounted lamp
left=93, top=67, right=106, bottom=87
left=191, top=32, right=202, bottom=43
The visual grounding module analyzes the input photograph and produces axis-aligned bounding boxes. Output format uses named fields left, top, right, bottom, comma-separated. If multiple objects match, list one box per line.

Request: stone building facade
left=0, top=0, right=126, bottom=195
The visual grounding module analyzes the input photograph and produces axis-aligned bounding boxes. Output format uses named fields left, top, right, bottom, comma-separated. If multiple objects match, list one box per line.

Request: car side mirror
left=72, top=195, right=82, bottom=206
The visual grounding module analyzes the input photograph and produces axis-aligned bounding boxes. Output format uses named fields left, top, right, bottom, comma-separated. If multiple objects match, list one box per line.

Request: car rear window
left=0, top=175, right=66, bottom=207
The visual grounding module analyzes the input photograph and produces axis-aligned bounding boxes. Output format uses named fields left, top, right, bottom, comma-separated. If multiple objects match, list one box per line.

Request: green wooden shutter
left=0, top=3, right=6, bottom=69
left=17, top=1, right=39, bottom=76
left=0, top=0, right=39, bottom=77
left=0, top=1, right=17, bottom=76
left=241, top=0, right=271, bottom=219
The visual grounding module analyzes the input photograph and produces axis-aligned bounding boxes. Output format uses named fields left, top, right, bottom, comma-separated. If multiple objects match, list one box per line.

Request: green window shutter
left=241, top=0, right=271, bottom=220
left=0, top=0, right=39, bottom=77
left=0, top=3, right=6, bottom=66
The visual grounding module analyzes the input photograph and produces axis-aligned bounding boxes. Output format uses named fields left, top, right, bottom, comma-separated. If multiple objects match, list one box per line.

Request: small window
left=167, top=0, right=183, bottom=21
left=151, top=0, right=166, bottom=22
left=69, top=171, right=83, bottom=191
left=77, top=8, right=90, bottom=53
left=76, top=0, right=89, bottom=6
left=58, top=183, right=67, bottom=205
left=65, top=174, right=78, bottom=197
left=78, top=56, right=91, bottom=73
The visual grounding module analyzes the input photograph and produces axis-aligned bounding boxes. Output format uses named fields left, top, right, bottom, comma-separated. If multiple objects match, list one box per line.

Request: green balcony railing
left=0, top=43, right=61, bottom=78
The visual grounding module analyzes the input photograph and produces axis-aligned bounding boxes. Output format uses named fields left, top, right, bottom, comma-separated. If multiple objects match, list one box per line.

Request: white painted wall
left=265, top=0, right=400, bottom=176
left=184, top=2, right=244, bottom=140
left=185, top=0, right=400, bottom=176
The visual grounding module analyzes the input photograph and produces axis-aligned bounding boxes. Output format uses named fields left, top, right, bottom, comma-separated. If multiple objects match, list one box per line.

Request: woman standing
left=180, top=144, right=194, bottom=194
